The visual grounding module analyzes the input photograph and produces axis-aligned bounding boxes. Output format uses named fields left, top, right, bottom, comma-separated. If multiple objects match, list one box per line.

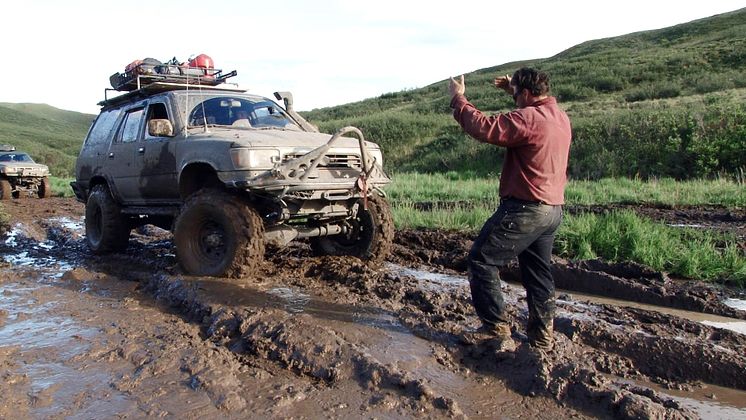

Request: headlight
left=368, top=149, right=384, bottom=167
left=230, top=148, right=280, bottom=169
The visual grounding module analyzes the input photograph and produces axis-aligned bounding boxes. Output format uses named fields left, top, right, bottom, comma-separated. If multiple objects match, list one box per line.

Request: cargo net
left=109, top=55, right=236, bottom=92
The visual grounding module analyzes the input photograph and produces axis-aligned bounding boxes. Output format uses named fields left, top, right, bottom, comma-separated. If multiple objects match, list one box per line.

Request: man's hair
left=511, top=67, right=550, bottom=96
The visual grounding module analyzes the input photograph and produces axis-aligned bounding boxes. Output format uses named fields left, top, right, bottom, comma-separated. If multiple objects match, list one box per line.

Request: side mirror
left=148, top=119, right=174, bottom=137
left=273, top=91, right=294, bottom=111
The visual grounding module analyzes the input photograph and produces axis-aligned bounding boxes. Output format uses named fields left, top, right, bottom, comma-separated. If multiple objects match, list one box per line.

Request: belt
left=502, top=196, right=548, bottom=205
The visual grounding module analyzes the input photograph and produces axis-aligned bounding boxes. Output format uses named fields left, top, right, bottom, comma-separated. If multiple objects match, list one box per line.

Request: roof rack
left=110, top=66, right=237, bottom=92
left=100, top=61, right=243, bottom=106
left=99, top=79, right=246, bottom=108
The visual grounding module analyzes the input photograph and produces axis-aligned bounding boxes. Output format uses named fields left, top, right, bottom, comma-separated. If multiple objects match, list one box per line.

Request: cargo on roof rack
left=110, top=65, right=237, bottom=92
left=101, top=55, right=240, bottom=107
left=109, top=55, right=235, bottom=91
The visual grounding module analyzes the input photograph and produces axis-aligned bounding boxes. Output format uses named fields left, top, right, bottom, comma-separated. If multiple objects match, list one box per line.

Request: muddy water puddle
left=725, top=298, right=746, bottom=311
left=195, top=278, right=403, bottom=331
left=389, top=263, right=746, bottom=336
left=618, top=377, right=746, bottom=419
left=388, top=263, right=746, bottom=417
left=186, top=275, right=544, bottom=418
left=0, top=276, right=130, bottom=418
left=2, top=209, right=745, bottom=418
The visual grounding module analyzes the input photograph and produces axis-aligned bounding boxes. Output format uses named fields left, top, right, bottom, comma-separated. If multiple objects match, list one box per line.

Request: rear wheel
left=311, top=195, right=394, bottom=265
left=38, top=177, right=52, bottom=198
left=0, top=179, right=11, bottom=200
left=174, top=190, right=265, bottom=278
left=85, top=184, right=130, bottom=253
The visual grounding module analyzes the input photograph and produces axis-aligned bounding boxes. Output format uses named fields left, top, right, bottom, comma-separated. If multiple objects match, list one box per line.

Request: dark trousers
left=468, top=198, right=563, bottom=331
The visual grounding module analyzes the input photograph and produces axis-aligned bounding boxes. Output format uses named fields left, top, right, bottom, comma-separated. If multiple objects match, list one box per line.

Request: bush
left=554, top=84, right=596, bottom=102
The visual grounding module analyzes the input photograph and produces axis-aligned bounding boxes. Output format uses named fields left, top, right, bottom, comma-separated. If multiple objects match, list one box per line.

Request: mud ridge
left=137, top=273, right=463, bottom=416
left=393, top=228, right=745, bottom=318
left=306, top=259, right=714, bottom=418
left=3, top=198, right=746, bottom=418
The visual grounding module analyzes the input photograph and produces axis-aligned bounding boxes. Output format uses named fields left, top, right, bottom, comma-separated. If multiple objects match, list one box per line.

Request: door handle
left=108, top=152, right=115, bottom=159
left=138, top=147, right=145, bottom=154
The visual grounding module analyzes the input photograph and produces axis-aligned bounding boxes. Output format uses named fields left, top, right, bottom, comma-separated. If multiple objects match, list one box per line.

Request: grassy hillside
left=302, top=8, right=746, bottom=180
left=0, top=9, right=744, bottom=180
left=0, top=103, right=94, bottom=177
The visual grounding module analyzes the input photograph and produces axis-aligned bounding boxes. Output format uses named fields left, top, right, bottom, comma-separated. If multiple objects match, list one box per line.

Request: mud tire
left=311, top=195, right=394, bottom=265
left=0, top=179, right=11, bottom=200
left=85, top=184, right=130, bottom=254
left=174, top=190, right=265, bottom=278
left=38, top=177, right=52, bottom=198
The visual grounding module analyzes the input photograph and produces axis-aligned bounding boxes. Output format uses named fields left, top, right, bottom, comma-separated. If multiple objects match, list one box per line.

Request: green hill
left=0, top=103, right=94, bottom=177
left=302, top=8, right=746, bottom=179
left=1, top=8, right=745, bottom=180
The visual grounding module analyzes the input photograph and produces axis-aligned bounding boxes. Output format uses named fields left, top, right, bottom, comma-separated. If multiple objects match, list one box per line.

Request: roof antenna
left=187, top=53, right=209, bottom=134
left=183, top=57, right=190, bottom=138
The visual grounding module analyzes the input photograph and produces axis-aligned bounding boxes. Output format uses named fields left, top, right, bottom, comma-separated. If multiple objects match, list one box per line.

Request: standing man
left=448, top=68, right=571, bottom=351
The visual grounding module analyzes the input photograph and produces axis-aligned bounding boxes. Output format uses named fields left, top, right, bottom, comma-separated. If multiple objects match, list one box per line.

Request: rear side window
left=85, top=109, right=121, bottom=146
left=118, top=108, right=145, bottom=143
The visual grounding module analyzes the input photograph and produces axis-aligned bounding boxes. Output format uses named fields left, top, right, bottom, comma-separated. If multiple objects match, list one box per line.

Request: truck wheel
left=311, top=195, right=394, bottom=265
left=174, top=190, right=265, bottom=278
left=0, top=179, right=11, bottom=200
left=85, top=184, right=130, bottom=254
left=38, top=177, right=52, bottom=198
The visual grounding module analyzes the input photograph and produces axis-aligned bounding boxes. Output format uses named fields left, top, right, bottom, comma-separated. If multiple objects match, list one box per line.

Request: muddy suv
left=0, top=145, right=52, bottom=199
left=72, top=68, right=393, bottom=278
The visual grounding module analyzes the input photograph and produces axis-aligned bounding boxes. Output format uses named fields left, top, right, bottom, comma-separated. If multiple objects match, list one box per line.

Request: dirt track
left=1, top=197, right=745, bottom=418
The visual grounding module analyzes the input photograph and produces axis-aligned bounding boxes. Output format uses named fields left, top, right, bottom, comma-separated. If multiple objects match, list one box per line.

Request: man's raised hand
left=494, top=75, right=512, bottom=94
left=449, top=75, right=465, bottom=97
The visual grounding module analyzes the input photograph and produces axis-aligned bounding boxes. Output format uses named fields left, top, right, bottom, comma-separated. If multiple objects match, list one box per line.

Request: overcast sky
left=1, top=1, right=743, bottom=115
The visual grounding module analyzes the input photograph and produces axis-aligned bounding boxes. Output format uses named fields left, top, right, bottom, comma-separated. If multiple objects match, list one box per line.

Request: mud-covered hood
left=186, top=128, right=382, bottom=151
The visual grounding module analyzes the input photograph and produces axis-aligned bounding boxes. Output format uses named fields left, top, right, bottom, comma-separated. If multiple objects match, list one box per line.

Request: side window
left=85, top=109, right=121, bottom=146
left=118, top=108, right=145, bottom=143
left=145, top=102, right=171, bottom=139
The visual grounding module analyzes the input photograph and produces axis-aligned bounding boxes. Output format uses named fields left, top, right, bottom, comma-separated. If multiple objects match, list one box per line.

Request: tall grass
left=388, top=173, right=746, bottom=207
left=387, top=173, right=745, bottom=285
left=393, top=202, right=492, bottom=231
left=556, top=210, right=745, bottom=285
left=50, top=177, right=75, bottom=198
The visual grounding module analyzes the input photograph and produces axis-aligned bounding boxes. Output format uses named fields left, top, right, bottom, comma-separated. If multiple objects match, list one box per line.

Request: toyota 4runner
left=72, top=60, right=393, bottom=278
left=0, top=145, right=53, bottom=199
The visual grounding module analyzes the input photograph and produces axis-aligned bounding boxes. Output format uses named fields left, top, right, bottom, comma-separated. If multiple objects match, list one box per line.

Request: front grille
left=282, top=153, right=362, bottom=169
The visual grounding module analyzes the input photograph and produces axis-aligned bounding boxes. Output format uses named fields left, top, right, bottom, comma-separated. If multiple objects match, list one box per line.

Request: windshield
left=0, top=153, right=34, bottom=163
left=187, top=96, right=300, bottom=130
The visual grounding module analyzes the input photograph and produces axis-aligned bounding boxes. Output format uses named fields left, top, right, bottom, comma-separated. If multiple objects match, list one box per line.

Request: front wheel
left=0, top=179, right=11, bottom=200
left=174, top=190, right=265, bottom=278
left=311, top=195, right=394, bottom=265
left=85, top=184, right=130, bottom=253
left=38, top=177, right=52, bottom=198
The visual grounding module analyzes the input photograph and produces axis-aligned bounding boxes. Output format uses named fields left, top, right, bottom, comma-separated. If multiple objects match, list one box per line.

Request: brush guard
left=260, top=126, right=387, bottom=206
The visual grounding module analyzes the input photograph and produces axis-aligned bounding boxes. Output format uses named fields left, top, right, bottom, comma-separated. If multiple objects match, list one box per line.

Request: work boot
left=527, top=323, right=554, bottom=352
left=527, top=298, right=555, bottom=352
left=459, top=322, right=516, bottom=352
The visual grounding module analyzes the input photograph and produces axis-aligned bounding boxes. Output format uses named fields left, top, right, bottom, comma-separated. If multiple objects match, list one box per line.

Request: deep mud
left=1, top=197, right=745, bottom=419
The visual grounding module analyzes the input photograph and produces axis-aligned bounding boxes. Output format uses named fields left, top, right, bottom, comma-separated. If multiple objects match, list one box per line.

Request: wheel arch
left=178, top=162, right=223, bottom=199
left=86, top=175, right=109, bottom=200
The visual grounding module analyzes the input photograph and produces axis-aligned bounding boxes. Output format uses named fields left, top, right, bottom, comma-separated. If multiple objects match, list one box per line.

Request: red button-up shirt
left=451, top=94, right=571, bottom=205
